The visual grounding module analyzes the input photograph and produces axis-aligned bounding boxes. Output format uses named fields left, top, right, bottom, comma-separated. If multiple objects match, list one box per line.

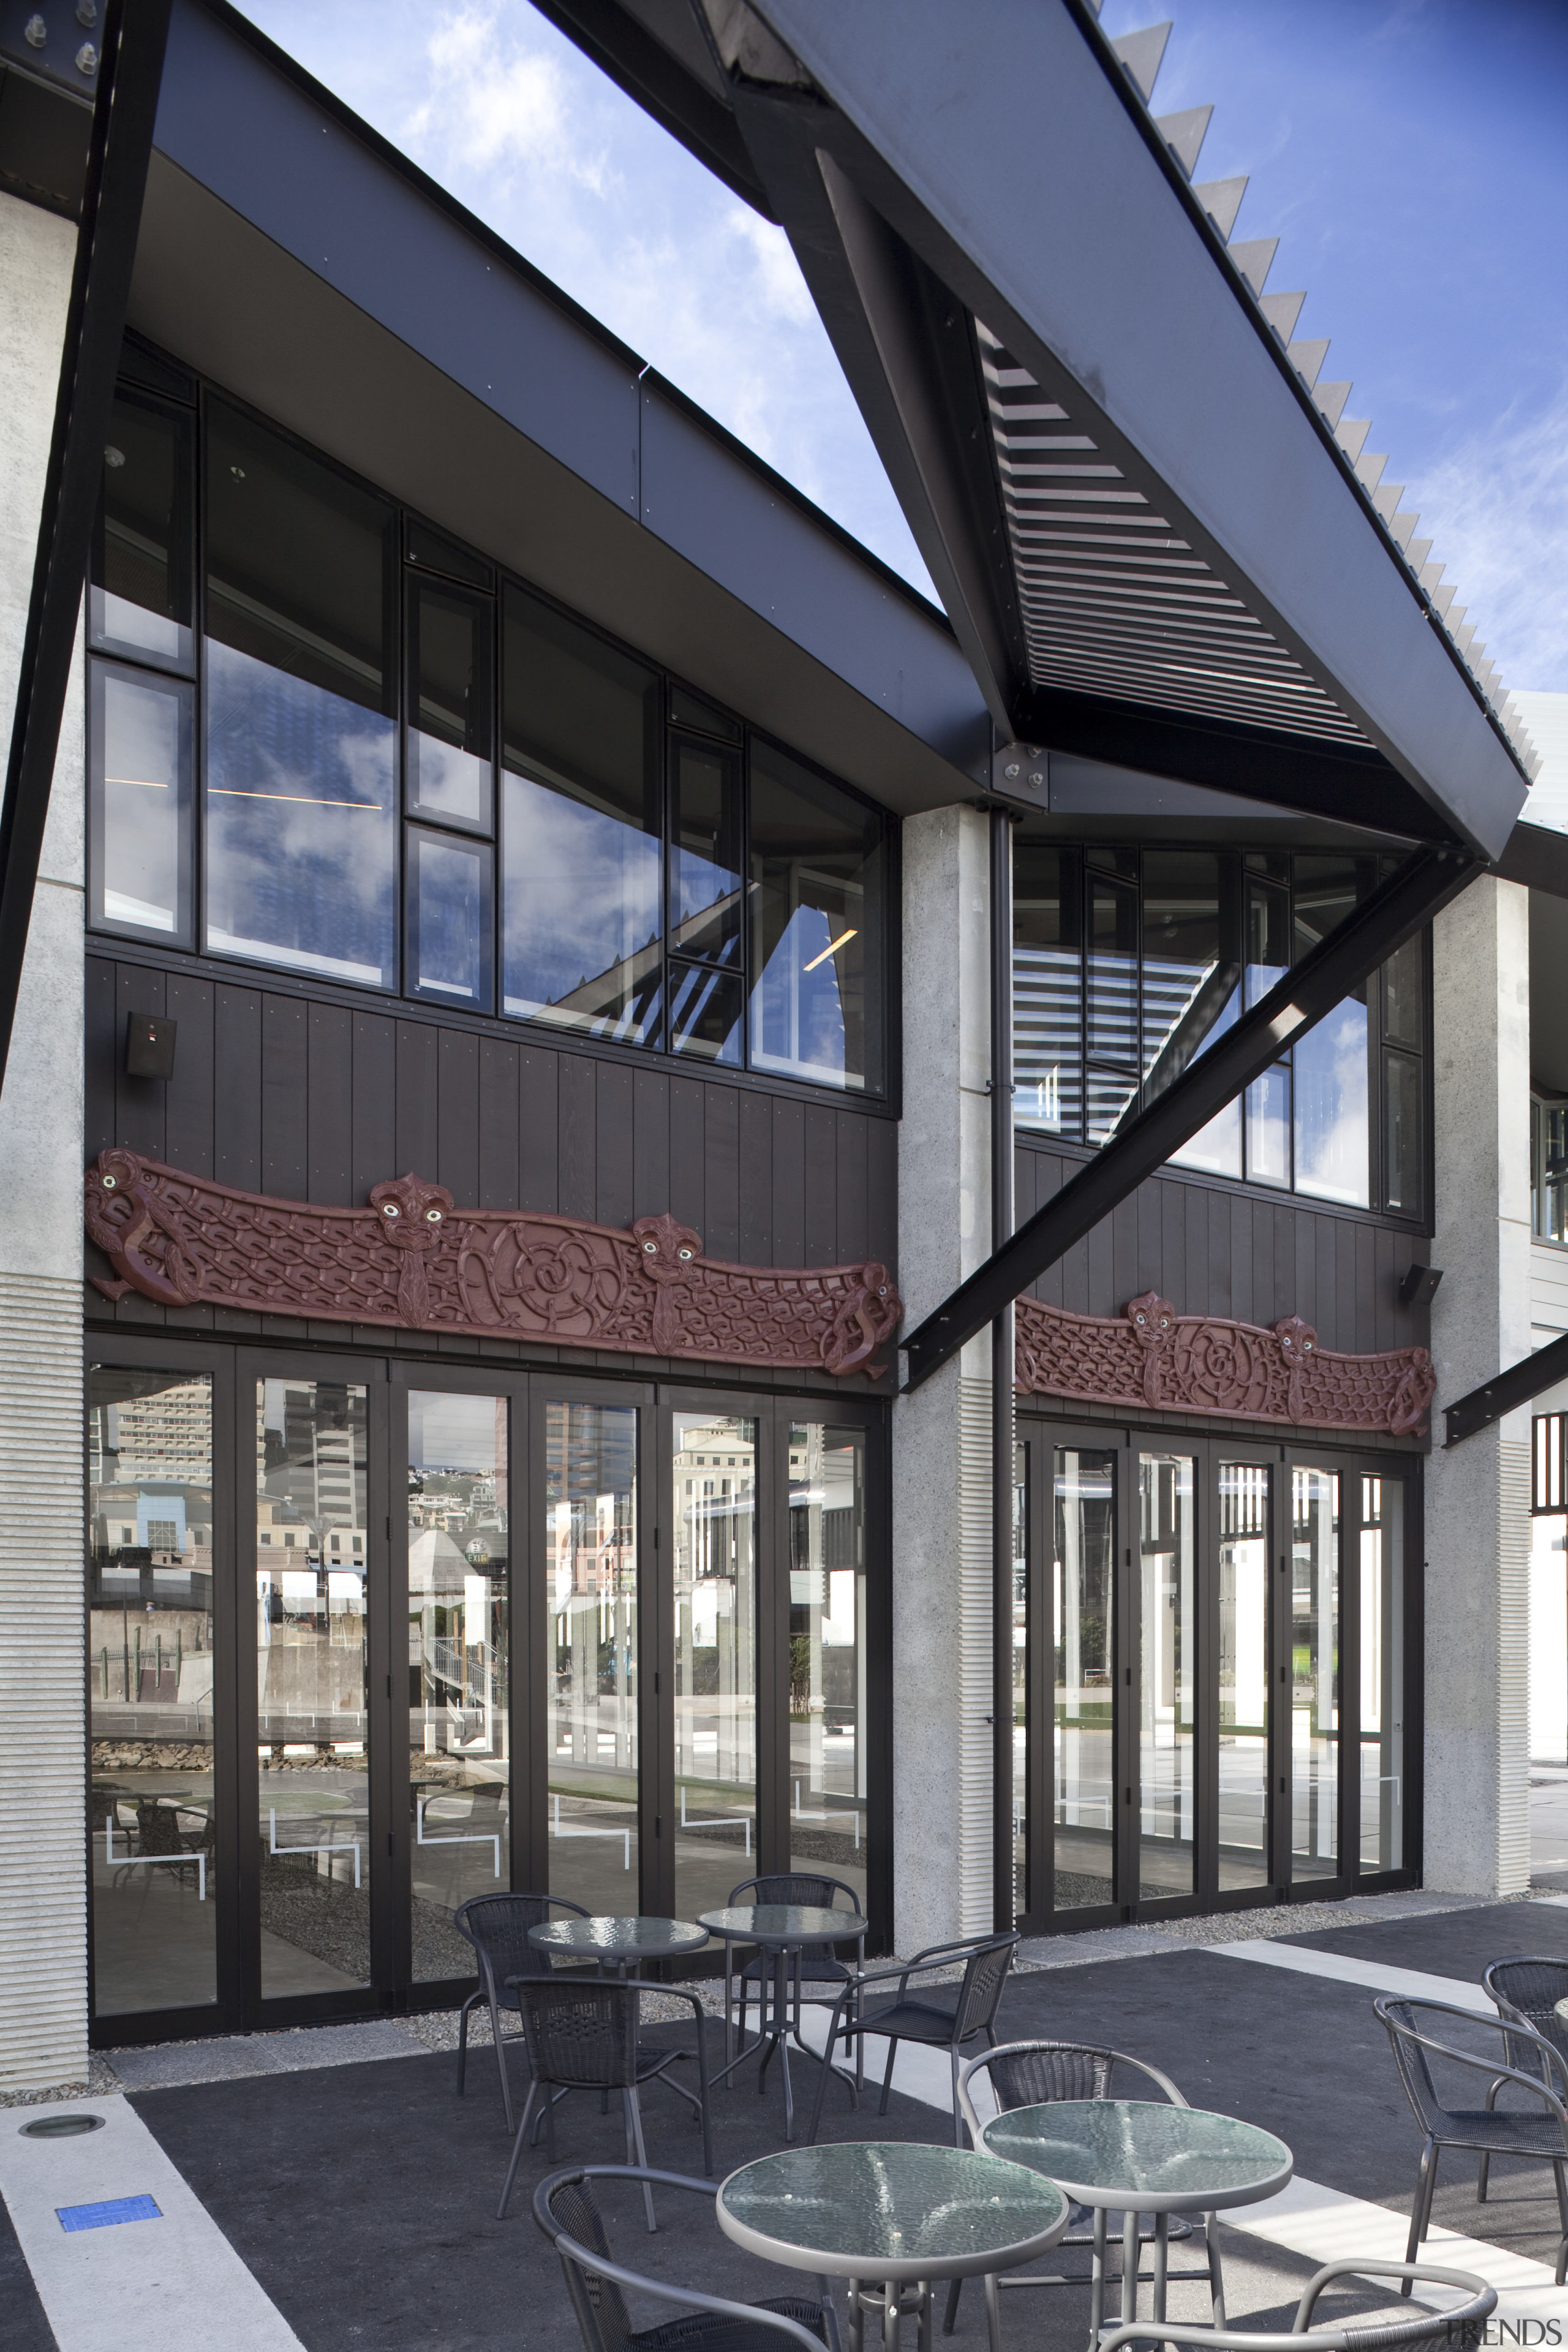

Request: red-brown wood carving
left=84, top=1150, right=902, bottom=1378
left=1014, top=1289, right=1434, bottom=1437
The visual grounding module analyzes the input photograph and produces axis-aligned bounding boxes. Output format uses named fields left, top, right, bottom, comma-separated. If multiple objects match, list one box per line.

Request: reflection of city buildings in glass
left=94, top=1379, right=213, bottom=1485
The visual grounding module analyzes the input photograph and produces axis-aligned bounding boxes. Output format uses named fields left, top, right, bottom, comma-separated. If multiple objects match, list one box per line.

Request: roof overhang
left=537, top=0, right=1532, bottom=861
left=118, top=0, right=993, bottom=819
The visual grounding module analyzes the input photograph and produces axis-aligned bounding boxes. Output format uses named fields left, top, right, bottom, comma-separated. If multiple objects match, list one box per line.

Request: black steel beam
left=0, top=0, right=171, bottom=1097
left=902, top=845, right=1478, bottom=1392
left=1444, top=1332, right=1568, bottom=1447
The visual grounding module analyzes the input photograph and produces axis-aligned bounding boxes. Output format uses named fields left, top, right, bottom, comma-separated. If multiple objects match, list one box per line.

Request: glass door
left=1215, top=1458, right=1272, bottom=1894
left=1137, top=1450, right=1197, bottom=1902
left=251, top=1370, right=385, bottom=2008
left=404, top=1384, right=513, bottom=1983
left=671, top=1409, right=758, bottom=1918
left=1357, top=1471, right=1404, bottom=1874
left=1054, top=1441, right=1118, bottom=1915
left=1288, top=1464, right=1341, bottom=1887
left=786, top=1422, right=869, bottom=1907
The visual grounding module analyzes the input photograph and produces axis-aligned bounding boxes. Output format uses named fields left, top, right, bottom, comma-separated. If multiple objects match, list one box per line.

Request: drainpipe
left=990, top=805, right=1016, bottom=1932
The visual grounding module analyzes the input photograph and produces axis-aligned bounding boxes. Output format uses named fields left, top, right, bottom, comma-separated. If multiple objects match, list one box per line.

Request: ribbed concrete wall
left=0, top=189, right=88, bottom=2089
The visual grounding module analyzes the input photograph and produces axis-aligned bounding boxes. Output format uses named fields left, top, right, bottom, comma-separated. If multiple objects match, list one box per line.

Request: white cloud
left=1403, top=386, right=1568, bottom=696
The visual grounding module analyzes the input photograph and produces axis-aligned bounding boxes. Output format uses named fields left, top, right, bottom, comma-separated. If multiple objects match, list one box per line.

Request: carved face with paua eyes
left=631, top=1212, right=703, bottom=1284
left=368, top=1172, right=455, bottom=1251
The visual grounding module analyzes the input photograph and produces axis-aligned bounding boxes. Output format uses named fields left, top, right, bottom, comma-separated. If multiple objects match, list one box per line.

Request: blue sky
left=242, top=0, right=1567, bottom=693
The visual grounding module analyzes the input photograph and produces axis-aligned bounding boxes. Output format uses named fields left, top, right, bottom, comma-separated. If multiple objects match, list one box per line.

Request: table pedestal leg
left=1153, top=2211, right=1169, bottom=2319
left=777, top=1948, right=795, bottom=2139
left=1121, top=2209, right=1139, bottom=2329
left=1205, top=2212, right=1226, bottom=2327
left=847, top=2276, right=862, bottom=2352
left=1090, top=2204, right=1107, bottom=2348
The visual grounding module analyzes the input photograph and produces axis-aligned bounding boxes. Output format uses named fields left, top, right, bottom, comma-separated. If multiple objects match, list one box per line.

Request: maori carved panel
left=1015, top=1288, right=1434, bottom=1438
left=84, top=1152, right=902, bottom=1379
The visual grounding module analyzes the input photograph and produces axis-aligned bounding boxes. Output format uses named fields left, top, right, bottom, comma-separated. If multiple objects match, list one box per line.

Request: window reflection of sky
left=1294, top=1001, right=1370, bottom=1206
left=204, top=640, right=396, bottom=986
left=502, top=769, right=660, bottom=1038
left=752, top=901, right=851, bottom=1087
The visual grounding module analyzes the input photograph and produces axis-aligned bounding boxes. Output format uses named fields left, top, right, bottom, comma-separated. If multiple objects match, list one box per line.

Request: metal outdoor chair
left=497, top=1980, right=714, bottom=2231
left=1481, top=1956, right=1568, bottom=2201
left=727, top=1875, right=865, bottom=2054
left=1376, top=1994, right=1568, bottom=2288
left=805, top=1929, right=1018, bottom=2147
left=1094, top=2259, right=1494, bottom=2352
left=942, top=2039, right=1226, bottom=2352
left=533, top=2165, right=836, bottom=2351
left=454, top=1891, right=592, bottom=2131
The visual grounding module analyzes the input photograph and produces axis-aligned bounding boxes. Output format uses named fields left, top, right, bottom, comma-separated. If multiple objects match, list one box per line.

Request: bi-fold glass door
left=1012, top=1419, right=1415, bottom=1935
left=87, top=1339, right=886, bottom=2041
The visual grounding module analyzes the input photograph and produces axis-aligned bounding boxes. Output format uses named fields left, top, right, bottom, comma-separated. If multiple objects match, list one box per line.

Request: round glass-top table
left=526, top=1915, right=710, bottom=1978
left=718, top=2139, right=1069, bottom=2347
left=698, top=1906, right=867, bottom=2140
left=981, top=2100, right=1292, bottom=2333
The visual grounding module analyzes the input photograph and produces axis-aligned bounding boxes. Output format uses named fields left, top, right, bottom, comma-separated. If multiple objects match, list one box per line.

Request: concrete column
left=1424, top=875, right=1532, bottom=1896
left=0, top=190, right=88, bottom=2089
left=891, top=804, right=995, bottom=1954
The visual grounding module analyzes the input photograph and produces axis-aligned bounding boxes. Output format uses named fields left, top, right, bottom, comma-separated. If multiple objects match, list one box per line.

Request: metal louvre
left=978, top=322, right=1368, bottom=748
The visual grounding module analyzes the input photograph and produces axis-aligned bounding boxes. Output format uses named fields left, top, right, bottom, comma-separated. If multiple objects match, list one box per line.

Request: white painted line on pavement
left=0, top=2096, right=303, bottom=2352
left=1208, top=1938, right=1491, bottom=2010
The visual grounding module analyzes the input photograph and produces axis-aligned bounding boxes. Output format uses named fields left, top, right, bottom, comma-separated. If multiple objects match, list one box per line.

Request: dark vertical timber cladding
left=435, top=1028, right=480, bottom=1210
left=737, top=1088, right=773, bottom=1265
left=803, top=1107, right=835, bottom=1267
left=772, top=1096, right=805, bottom=1267
left=518, top=1046, right=559, bottom=1214
left=632, top=1067, right=670, bottom=1226
left=116, top=962, right=166, bottom=1160
left=394, top=1020, right=439, bottom=1178
left=835, top=1109, right=868, bottom=1268
left=85, top=957, right=118, bottom=1161
left=351, top=1011, right=396, bottom=1205
left=478, top=1036, right=519, bottom=1212
left=668, top=1075, right=704, bottom=1238
left=307, top=1002, right=353, bottom=1205
left=260, top=997, right=308, bottom=1199
left=214, top=984, right=261, bottom=1190
left=867, top=1114, right=897, bottom=1275
left=595, top=1060, right=635, bottom=1235
left=704, top=1085, right=739, bottom=1262
left=165, top=973, right=214, bottom=1180
left=557, top=1055, right=597, bottom=1223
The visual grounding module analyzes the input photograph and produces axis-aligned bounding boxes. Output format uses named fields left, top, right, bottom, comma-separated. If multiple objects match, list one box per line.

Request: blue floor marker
left=57, top=2195, right=163, bottom=2233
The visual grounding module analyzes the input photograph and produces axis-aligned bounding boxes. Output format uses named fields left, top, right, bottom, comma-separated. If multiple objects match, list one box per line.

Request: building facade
left=0, top=0, right=1545, bottom=2090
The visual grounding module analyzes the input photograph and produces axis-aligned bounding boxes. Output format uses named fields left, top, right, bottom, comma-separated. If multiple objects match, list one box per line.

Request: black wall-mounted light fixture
left=1398, top=1262, right=1442, bottom=1310
left=124, top=1011, right=176, bottom=1080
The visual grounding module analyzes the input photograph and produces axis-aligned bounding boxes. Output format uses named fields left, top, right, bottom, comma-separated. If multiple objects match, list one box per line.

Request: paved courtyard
left=8, top=1880, right=1568, bottom=2350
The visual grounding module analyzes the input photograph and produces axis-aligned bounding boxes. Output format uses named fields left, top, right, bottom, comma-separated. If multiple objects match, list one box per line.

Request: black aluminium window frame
left=1011, top=1409, right=1422, bottom=1937
left=84, top=336, right=897, bottom=1102
left=1010, top=840, right=1434, bottom=1229
left=84, top=1329, right=893, bottom=2045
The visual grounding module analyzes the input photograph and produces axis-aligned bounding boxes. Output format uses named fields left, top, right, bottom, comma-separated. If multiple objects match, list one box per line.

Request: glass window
left=1359, top=1475, right=1403, bottom=1873
left=90, top=394, right=192, bottom=671
left=406, top=579, right=493, bottom=832
left=1012, top=1444, right=1027, bottom=1920
left=89, top=1368, right=216, bottom=2016
left=1536, top=1100, right=1568, bottom=1244
left=673, top=1412, right=757, bottom=1920
left=1295, top=1000, right=1370, bottom=1206
left=1147, top=851, right=1242, bottom=1177
left=1382, top=934, right=1423, bottom=1050
left=749, top=743, right=884, bottom=1095
left=1138, top=1452, right=1195, bottom=1899
left=501, top=587, right=662, bottom=1044
left=788, top=1423, right=866, bottom=1904
left=1384, top=1053, right=1423, bottom=1217
left=1290, top=1466, right=1340, bottom=1885
left=256, top=1379, right=372, bottom=1997
left=1216, top=1462, right=1270, bottom=1892
left=1247, top=1063, right=1292, bottom=1190
left=669, top=960, right=744, bottom=1065
left=671, top=737, right=742, bottom=967
left=88, top=660, right=192, bottom=943
left=545, top=1402, right=639, bottom=1909
left=1013, top=846, right=1082, bottom=1138
left=669, top=682, right=741, bottom=742
left=1086, top=875, right=1139, bottom=1144
left=405, top=514, right=492, bottom=590
left=405, top=828, right=493, bottom=1011
left=407, top=1392, right=510, bottom=1982
left=1054, top=1446, right=1115, bottom=1912
left=204, top=403, right=398, bottom=989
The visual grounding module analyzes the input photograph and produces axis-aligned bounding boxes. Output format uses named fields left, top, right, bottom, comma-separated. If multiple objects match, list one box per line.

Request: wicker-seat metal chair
left=1375, top=1994, right=1568, bottom=2290
left=1481, top=1956, right=1568, bottom=2202
left=497, top=1979, right=714, bottom=2231
left=943, top=2038, right=1223, bottom=2351
left=453, top=1891, right=592, bottom=2132
left=533, top=2164, right=836, bottom=2351
left=1095, top=2259, right=1494, bottom=2352
left=804, top=1929, right=1017, bottom=2147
